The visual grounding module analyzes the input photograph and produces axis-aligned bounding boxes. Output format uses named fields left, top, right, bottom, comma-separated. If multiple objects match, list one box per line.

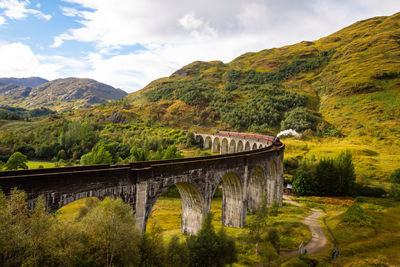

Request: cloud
left=0, top=42, right=90, bottom=80
left=0, top=15, right=5, bottom=24
left=4, top=0, right=399, bottom=93
left=60, top=6, right=79, bottom=17
left=0, top=0, right=51, bottom=21
left=0, top=42, right=60, bottom=78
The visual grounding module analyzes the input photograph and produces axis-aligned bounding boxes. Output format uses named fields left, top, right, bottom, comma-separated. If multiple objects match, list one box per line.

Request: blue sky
left=0, top=0, right=399, bottom=93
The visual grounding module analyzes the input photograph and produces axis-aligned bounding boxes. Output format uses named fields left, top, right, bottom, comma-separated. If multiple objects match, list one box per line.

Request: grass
left=289, top=196, right=400, bottom=266
left=26, top=161, right=56, bottom=169
left=58, top=196, right=312, bottom=266
left=282, top=137, right=400, bottom=188
left=55, top=194, right=400, bottom=266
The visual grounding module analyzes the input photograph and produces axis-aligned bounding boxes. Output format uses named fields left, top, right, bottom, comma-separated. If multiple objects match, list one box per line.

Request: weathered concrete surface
left=0, top=132, right=285, bottom=235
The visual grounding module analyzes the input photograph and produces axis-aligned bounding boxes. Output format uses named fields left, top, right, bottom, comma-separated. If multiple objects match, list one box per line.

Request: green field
left=26, top=161, right=56, bottom=169
left=57, top=194, right=400, bottom=266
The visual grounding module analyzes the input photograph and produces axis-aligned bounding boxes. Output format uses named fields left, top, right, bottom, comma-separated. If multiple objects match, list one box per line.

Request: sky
left=0, top=0, right=399, bottom=93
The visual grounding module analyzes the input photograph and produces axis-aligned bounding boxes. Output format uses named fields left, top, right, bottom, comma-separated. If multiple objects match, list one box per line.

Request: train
left=273, top=136, right=282, bottom=146
left=217, top=131, right=283, bottom=146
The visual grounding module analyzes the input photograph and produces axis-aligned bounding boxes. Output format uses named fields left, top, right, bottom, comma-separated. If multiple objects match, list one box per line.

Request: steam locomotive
left=273, top=137, right=282, bottom=146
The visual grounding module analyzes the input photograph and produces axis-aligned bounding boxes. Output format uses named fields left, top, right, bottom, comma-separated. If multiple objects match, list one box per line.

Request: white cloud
left=179, top=12, right=203, bottom=31
left=49, top=0, right=400, bottom=92
left=0, top=0, right=396, bottom=93
left=0, top=42, right=60, bottom=78
left=60, top=6, right=79, bottom=17
left=0, top=15, right=5, bottom=24
left=0, top=0, right=51, bottom=21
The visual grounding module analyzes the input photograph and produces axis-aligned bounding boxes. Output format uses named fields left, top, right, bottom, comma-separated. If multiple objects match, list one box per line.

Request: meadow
left=59, top=195, right=312, bottom=266
left=56, top=192, right=400, bottom=266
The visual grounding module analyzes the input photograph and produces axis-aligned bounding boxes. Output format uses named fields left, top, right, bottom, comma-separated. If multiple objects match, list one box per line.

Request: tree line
left=0, top=119, right=192, bottom=169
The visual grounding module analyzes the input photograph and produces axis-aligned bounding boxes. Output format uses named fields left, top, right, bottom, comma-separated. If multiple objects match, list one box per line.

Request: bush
left=342, top=203, right=375, bottom=227
left=281, top=107, right=318, bottom=132
left=5, top=152, right=28, bottom=170
left=390, top=168, right=400, bottom=184
left=354, top=184, right=386, bottom=197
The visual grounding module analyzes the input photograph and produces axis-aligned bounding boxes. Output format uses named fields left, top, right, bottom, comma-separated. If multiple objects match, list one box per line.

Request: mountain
left=0, top=77, right=48, bottom=88
left=0, top=77, right=127, bottom=111
left=120, top=12, right=399, bottom=142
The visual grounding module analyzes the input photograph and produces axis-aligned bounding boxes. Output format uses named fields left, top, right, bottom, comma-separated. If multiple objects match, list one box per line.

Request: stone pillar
left=221, top=173, right=245, bottom=228
left=176, top=182, right=205, bottom=235
left=212, top=137, right=219, bottom=153
left=135, top=181, right=149, bottom=233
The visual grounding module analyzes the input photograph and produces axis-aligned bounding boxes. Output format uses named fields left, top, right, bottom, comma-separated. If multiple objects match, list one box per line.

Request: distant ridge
left=0, top=77, right=48, bottom=88
left=0, top=77, right=127, bottom=111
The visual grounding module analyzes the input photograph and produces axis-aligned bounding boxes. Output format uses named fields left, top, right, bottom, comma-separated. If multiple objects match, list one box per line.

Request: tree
left=335, top=150, right=356, bottom=195
left=5, top=152, right=28, bottom=170
left=79, top=197, right=141, bottom=267
left=217, top=227, right=238, bottom=266
left=23, top=195, right=55, bottom=266
left=292, top=164, right=313, bottom=196
left=267, top=228, right=280, bottom=254
left=80, top=144, right=113, bottom=165
left=390, top=168, right=400, bottom=184
left=259, top=241, right=279, bottom=267
left=130, top=147, right=149, bottom=162
left=187, top=213, right=220, bottom=267
left=139, top=222, right=165, bottom=267
left=166, top=235, right=189, bottom=267
left=248, top=194, right=268, bottom=254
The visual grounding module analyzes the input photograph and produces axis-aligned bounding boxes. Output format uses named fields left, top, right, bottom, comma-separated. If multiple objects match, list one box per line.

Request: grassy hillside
left=113, top=12, right=400, bottom=149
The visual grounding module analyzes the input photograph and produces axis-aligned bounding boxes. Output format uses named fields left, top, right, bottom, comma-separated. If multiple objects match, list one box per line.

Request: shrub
left=342, top=203, right=375, bottom=227
left=281, top=107, right=318, bottom=132
left=5, top=152, right=28, bottom=170
left=390, top=168, right=400, bottom=184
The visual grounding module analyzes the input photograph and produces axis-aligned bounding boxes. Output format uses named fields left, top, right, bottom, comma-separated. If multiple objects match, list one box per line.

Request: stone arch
left=145, top=182, right=205, bottom=235
left=212, top=137, right=220, bottom=153
left=237, top=140, right=244, bottom=152
left=204, top=136, right=212, bottom=149
left=221, top=138, right=229, bottom=154
left=195, top=135, right=203, bottom=145
left=259, top=144, right=263, bottom=149
left=252, top=143, right=258, bottom=150
left=175, top=182, right=205, bottom=235
left=267, top=160, right=277, bottom=204
left=244, top=141, right=251, bottom=151
left=248, top=166, right=265, bottom=212
left=49, top=185, right=135, bottom=212
left=229, top=139, right=236, bottom=153
left=218, top=172, right=244, bottom=227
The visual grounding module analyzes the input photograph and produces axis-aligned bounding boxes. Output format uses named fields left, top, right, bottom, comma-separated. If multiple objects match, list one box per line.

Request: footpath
left=280, top=195, right=327, bottom=256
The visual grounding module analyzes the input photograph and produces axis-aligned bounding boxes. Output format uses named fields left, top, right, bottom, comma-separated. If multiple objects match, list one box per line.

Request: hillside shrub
left=5, top=152, right=28, bottom=170
left=341, top=203, right=375, bottom=227
left=281, top=107, right=318, bottom=132
left=390, top=168, right=400, bottom=184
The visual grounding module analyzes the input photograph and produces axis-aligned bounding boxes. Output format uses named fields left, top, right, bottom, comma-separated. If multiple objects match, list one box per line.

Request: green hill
left=119, top=12, right=399, bottom=141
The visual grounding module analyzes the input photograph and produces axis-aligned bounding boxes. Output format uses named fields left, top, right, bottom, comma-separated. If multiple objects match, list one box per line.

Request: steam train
left=273, top=137, right=282, bottom=146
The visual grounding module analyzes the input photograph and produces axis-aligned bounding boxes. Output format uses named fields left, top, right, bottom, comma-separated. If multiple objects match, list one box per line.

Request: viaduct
left=0, top=131, right=284, bottom=235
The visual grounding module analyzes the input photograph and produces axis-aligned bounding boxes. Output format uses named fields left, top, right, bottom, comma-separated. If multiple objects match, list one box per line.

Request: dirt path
left=281, top=195, right=327, bottom=256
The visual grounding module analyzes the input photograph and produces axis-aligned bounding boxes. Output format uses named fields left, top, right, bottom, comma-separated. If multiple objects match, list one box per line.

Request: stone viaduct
left=0, top=132, right=284, bottom=235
